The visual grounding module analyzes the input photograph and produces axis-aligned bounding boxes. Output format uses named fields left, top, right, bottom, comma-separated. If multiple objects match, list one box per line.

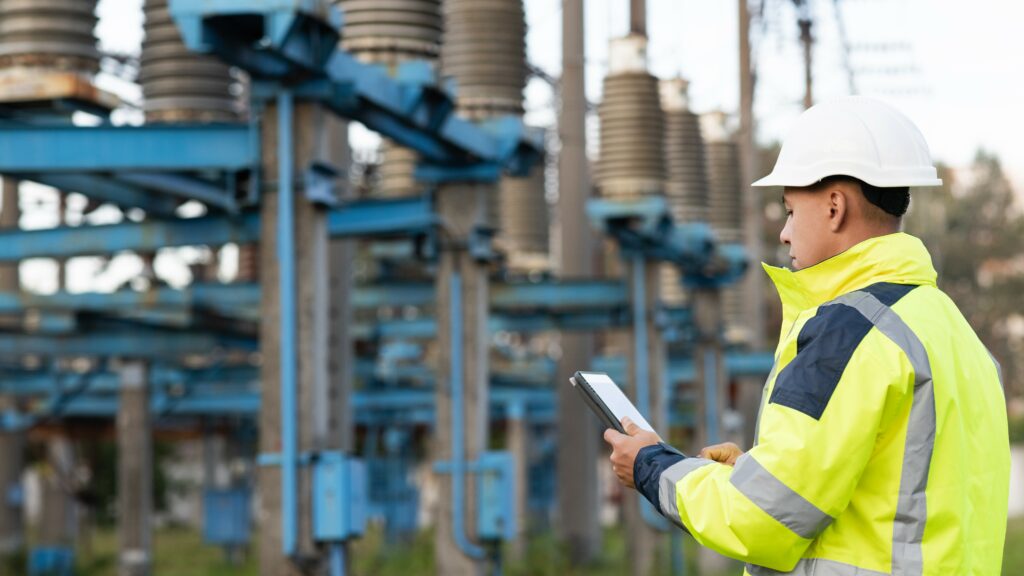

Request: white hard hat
left=752, top=96, right=942, bottom=188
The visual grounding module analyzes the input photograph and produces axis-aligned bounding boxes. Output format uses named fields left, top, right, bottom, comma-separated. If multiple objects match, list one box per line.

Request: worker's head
left=752, top=96, right=942, bottom=270
left=779, top=176, right=908, bottom=270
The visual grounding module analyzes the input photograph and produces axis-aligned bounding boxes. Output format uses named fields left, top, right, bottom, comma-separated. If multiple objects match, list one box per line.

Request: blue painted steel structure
left=0, top=0, right=776, bottom=571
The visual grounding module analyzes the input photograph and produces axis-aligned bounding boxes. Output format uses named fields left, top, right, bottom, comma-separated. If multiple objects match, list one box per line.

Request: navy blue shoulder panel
left=768, top=283, right=919, bottom=420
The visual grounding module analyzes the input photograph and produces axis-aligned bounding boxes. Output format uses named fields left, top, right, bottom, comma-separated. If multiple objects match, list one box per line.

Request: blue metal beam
left=0, top=194, right=437, bottom=262
left=0, top=124, right=253, bottom=173
left=0, top=213, right=261, bottom=262
left=0, top=284, right=259, bottom=315
left=326, top=195, right=437, bottom=237
left=0, top=331, right=256, bottom=358
left=22, top=173, right=181, bottom=217
left=115, top=173, right=238, bottom=214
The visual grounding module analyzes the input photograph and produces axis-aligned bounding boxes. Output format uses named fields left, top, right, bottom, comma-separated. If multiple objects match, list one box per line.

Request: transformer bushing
left=441, top=0, right=546, bottom=266
left=0, top=0, right=99, bottom=74
left=441, top=0, right=527, bottom=116
left=596, top=36, right=665, bottom=201
left=140, top=0, right=238, bottom=123
left=337, top=0, right=443, bottom=198
left=702, top=110, right=747, bottom=342
left=659, top=77, right=709, bottom=305
left=337, top=0, right=442, bottom=64
left=497, top=163, right=548, bottom=261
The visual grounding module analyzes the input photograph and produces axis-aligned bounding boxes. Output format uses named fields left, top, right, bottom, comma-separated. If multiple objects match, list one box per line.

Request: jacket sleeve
left=634, top=326, right=913, bottom=571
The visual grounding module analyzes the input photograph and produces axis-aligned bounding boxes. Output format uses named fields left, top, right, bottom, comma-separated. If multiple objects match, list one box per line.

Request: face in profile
left=779, top=188, right=835, bottom=271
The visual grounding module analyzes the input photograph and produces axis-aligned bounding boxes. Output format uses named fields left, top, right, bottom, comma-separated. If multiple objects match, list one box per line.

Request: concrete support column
left=506, top=402, right=529, bottom=561
left=39, top=435, right=77, bottom=549
left=0, top=401, right=23, bottom=557
left=0, top=178, right=23, bottom=559
left=117, top=361, right=152, bottom=576
left=434, top=183, right=491, bottom=576
left=624, top=259, right=666, bottom=576
left=555, top=0, right=600, bottom=564
left=258, top=101, right=336, bottom=576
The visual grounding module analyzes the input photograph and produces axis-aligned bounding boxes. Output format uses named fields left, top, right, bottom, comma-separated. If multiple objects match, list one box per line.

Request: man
left=604, top=96, right=1009, bottom=575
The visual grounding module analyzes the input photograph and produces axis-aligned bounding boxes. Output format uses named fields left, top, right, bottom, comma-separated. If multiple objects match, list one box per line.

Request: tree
left=905, top=150, right=1024, bottom=399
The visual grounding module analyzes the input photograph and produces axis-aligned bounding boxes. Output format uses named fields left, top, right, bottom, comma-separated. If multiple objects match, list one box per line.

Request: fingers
left=698, top=442, right=743, bottom=465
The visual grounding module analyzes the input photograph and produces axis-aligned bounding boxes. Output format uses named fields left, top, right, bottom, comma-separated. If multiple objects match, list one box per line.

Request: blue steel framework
left=0, top=0, right=766, bottom=574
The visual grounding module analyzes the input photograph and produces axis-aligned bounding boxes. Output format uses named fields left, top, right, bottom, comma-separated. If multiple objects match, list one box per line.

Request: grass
left=7, top=517, right=1022, bottom=574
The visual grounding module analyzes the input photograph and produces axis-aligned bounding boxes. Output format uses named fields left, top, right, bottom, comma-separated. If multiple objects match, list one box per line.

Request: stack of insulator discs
left=498, top=163, right=549, bottom=257
left=377, top=140, right=421, bottom=198
left=140, top=0, right=238, bottom=123
left=337, top=0, right=442, bottom=63
left=337, top=0, right=444, bottom=198
left=596, top=71, right=665, bottom=199
left=440, top=0, right=527, bottom=116
left=702, top=110, right=747, bottom=343
left=659, top=77, right=709, bottom=305
left=0, top=0, right=99, bottom=73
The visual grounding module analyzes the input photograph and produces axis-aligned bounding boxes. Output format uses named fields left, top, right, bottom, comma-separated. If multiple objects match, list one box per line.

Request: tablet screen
left=577, top=371, right=655, bottom=432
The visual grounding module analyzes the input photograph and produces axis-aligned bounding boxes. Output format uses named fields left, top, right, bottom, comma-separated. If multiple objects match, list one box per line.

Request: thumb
left=622, top=417, right=641, bottom=436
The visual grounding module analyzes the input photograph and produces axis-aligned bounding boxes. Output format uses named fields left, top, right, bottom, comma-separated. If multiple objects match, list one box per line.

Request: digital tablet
left=570, top=371, right=656, bottom=435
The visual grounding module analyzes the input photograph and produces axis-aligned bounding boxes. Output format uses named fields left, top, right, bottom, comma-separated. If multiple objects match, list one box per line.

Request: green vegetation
left=25, top=516, right=1022, bottom=574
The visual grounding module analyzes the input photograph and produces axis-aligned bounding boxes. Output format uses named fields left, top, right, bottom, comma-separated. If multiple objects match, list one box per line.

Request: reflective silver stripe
left=658, top=458, right=714, bottom=530
left=988, top=349, right=1004, bottom=390
left=730, top=453, right=834, bottom=539
left=746, top=558, right=889, bottom=576
left=830, top=290, right=934, bottom=576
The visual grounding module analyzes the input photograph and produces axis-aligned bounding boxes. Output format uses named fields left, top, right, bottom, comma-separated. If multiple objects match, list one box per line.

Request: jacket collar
left=763, top=233, right=938, bottom=332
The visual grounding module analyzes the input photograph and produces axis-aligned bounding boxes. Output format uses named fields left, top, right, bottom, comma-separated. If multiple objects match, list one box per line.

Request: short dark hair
left=810, top=175, right=910, bottom=218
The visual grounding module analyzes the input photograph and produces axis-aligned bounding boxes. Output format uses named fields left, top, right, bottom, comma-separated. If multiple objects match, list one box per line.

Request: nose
left=779, top=218, right=792, bottom=246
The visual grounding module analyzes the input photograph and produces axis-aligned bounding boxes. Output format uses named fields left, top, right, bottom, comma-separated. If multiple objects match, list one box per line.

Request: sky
left=10, top=0, right=1024, bottom=293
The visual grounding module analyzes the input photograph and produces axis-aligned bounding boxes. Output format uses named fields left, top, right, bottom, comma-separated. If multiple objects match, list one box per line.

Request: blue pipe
left=329, top=543, right=345, bottom=576
left=449, top=270, right=486, bottom=560
left=277, top=89, right=299, bottom=558
left=704, top=349, right=720, bottom=445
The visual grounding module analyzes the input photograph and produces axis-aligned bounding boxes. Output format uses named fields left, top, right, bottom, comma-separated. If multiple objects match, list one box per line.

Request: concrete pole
left=56, top=192, right=67, bottom=290
left=799, top=18, right=814, bottom=110
left=258, top=101, right=334, bottom=576
left=117, top=361, right=152, bottom=576
left=506, top=402, right=529, bottom=561
left=39, top=435, right=77, bottom=549
left=555, top=0, right=601, bottom=564
left=630, top=0, right=646, bottom=37
left=623, top=259, right=665, bottom=576
left=434, top=182, right=491, bottom=576
left=322, top=114, right=356, bottom=575
left=738, top=0, right=768, bottom=446
left=0, top=178, right=23, bottom=559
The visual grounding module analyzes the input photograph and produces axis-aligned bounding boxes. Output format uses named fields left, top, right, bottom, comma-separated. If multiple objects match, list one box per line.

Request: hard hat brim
left=751, top=170, right=943, bottom=189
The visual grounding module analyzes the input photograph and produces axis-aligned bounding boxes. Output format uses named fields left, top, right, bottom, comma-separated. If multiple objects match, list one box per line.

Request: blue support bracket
left=587, top=197, right=749, bottom=287
left=171, top=0, right=341, bottom=79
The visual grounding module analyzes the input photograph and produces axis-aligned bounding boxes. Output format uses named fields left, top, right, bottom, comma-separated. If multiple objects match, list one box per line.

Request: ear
left=828, top=187, right=848, bottom=232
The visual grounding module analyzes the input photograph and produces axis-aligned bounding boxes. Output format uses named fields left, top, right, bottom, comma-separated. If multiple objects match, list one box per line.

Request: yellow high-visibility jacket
left=634, top=233, right=1009, bottom=575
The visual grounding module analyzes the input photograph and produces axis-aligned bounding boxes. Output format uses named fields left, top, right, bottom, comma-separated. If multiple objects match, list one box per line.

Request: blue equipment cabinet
left=476, top=450, right=517, bottom=542
left=203, top=487, right=252, bottom=546
left=313, top=452, right=367, bottom=542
